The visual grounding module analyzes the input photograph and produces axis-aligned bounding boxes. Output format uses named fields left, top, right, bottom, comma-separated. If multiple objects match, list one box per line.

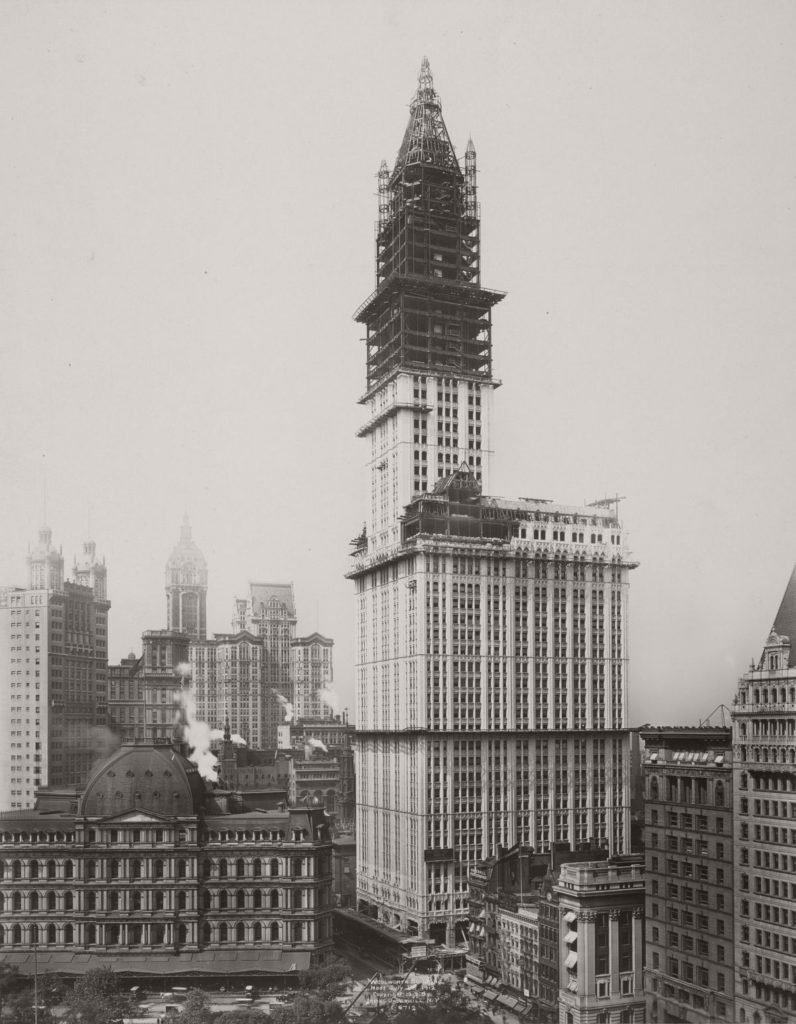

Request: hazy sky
left=1, top=1, right=795, bottom=728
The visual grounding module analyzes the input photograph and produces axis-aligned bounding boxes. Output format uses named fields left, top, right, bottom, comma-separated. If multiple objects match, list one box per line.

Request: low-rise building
left=555, top=857, right=645, bottom=1024
left=0, top=741, right=333, bottom=981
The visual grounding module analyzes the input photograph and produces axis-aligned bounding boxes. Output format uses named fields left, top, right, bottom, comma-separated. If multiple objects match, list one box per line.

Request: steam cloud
left=272, top=689, right=294, bottom=722
left=307, top=737, right=328, bottom=754
left=318, top=685, right=341, bottom=716
left=175, top=663, right=219, bottom=782
left=209, top=728, right=247, bottom=746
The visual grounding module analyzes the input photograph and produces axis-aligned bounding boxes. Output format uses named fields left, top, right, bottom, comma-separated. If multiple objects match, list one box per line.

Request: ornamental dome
left=79, top=744, right=207, bottom=818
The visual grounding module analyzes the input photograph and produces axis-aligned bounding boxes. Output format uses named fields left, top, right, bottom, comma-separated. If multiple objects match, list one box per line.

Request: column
left=580, top=910, right=596, bottom=999
left=632, top=906, right=644, bottom=994
left=609, top=908, right=621, bottom=995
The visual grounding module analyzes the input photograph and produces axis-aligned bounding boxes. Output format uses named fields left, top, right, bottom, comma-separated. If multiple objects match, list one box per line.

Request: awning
left=564, top=930, right=578, bottom=945
left=564, top=911, right=577, bottom=924
left=565, top=951, right=578, bottom=969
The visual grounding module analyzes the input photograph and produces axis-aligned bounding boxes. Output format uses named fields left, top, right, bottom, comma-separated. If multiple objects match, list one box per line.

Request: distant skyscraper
left=291, top=633, right=335, bottom=721
left=108, top=630, right=190, bottom=744
left=350, top=60, right=635, bottom=942
left=191, top=630, right=267, bottom=749
left=165, top=516, right=207, bottom=640
left=0, top=527, right=110, bottom=810
left=731, top=568, right=796, bottom=1024
left=232, top=583, right=297, bottom=748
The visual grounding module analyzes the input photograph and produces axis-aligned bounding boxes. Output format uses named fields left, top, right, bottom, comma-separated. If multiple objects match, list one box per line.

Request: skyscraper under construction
left=350, top=60, right=636, bottom=943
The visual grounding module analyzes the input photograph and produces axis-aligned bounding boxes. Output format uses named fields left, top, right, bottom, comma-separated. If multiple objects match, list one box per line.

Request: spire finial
left=415, top=56, right=437, bottom=108
left=181, top=514, right=192, bottom=542
left=224, top=715, right=231, bottom=742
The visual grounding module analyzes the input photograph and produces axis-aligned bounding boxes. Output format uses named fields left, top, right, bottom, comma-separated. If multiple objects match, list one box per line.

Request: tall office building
left=291, top=633, right=335, bottom=721
left=731, top=568, right=796, bottom=1024
left=350, top=60, right=635, bottom=942
left=191, top=630, right=267, bottom=749
left=231, top=583, right=297, bottom=748
left=0, top=527, right=110, bottom=810
left=641, top=725, right=735, bottom=1024
left=165, top=516, right=207, bottom=640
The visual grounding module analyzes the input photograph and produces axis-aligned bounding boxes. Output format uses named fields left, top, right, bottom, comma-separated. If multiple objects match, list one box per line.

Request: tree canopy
left=62, top=967, right=134, bottom=1024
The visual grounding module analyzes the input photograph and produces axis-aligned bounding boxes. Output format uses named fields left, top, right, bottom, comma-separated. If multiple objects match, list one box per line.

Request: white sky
left=1, top=1, right=795, bottom=728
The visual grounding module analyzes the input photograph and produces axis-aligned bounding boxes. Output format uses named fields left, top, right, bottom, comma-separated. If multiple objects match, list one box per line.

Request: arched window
left=270, top=889, right=279, bottom=909
left=13, top=924, right=22, bottom=945
left=219, top=923, right=228, bottom=943
left=715, top=782, right=725, bottom=807
left=293, top=889, right=302, bottom=909
left=30, top=861, right=39, bottom=879
left=178, top=891, right=187, bottom=910
left=109, top=860, right=119, bottom=879
left=64, top=924, right=73, bottom=945
left=219, top=891, right=228, bottom=910
left=155, top=891, right=164, bottom=910
left=13, top=893, right=21, bottom=912
left=202, top=922, right=211, bottom=945
left=236, top=922, right=245, bottom=942
left=236, top=858, right=246, bottom=878
left=87, top=892, right=97, bottom=911
left=30, top=924, right=39, bottom=944
left=253, top=890, right=262, bottom=910
left=109, top=892, right=119, bottom=911
left=203, top=858, right=212, bottom=878
left=129, top=924, right=142, bottom=945
left=253, top=922, right=262, bottom=941
left=12, top=860, right=21, bottom=879
left=132, top=891, right=142, bottom=911
left=269, top=858, right=279, bottom=877
left=649, top=777, right=659, bottom=800
left=0, top=862, right=4, bottom=879
left=47, top=924, right=56, bottom=945
left=178, top=923, right=187, bottom=944
left=154, top=859, right=164, bottom=879
left=0, top=893, right=3, bottom=912
left=178, top=859, right=187, bottom=879
left=47, top=891, right=56, bottom=911
left=270, top=922, right=279, bottom=942
left=292, top=858, right=302, bottom=877
left=253, top=859, right=262, bottom=877
left=236, top=889, right=246, bottom=910
left=65, top=892, right=73, bottom=911
left=219, top=859, right=228, bottom=878
left=47, top=859, right=56, bottom=879
left=86, top=860, right=96, bottom=880
left=203, top=891, right=212, bottom=911
left=64, top=860, right=73, bottom=879
left=131, top=860, right=142, bottom=880
left=30, top=892, right=39, bottom=911
left=152, top=924, right=165, bottom=945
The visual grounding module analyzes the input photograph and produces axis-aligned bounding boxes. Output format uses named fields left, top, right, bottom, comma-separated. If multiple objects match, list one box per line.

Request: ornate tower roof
left=165, top=516, right=208, bottom=640
left=772, top=563, right=796, bottom=667
left=166, top=515, right=208, bottom=577
left=27, top=524, right=64, bottom=591
left=392, top=57, right=461, bottom=183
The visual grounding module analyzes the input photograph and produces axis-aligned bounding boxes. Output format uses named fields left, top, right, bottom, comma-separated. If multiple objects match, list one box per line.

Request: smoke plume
left=272, top=689, right=294, bottom=723
left=174, top=663, right=219, bottom=782
left=306, top=737, right=328, bottom=755
left=318, top=685, right=341, bottom=716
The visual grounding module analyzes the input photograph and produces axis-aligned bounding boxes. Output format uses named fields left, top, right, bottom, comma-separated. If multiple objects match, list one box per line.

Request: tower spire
left=392, top=56, right=460, bottom=181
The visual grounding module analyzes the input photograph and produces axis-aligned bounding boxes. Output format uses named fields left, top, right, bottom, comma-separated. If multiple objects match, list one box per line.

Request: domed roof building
left=0, top=741, right=334, bottom=981
left=165, top=516, right=207, bottom=640
left=79, top=743, right=206, bottom=819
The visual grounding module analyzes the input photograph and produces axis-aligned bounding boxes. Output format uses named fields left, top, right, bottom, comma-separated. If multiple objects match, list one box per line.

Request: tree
left=214, top=1010, right=270, bottom=1024
left=270, top=994, right=345, bottom=1024
left=62, top=967, right=134, bottom=1024
left=296, top=964, right=351, bottom=999
left=0, top=965, right=25, bottom=1020
left=174, top=989, right=213, bottom=1024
